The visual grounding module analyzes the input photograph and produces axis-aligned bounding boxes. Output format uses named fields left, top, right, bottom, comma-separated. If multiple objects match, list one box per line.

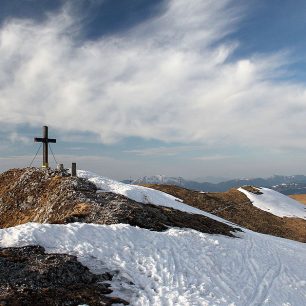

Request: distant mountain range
left=123, top=175, right=306, bottom=195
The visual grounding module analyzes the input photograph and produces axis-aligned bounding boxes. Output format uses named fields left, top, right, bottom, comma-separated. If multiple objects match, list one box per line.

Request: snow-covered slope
left=1, top=222, right=306, bottom=306
left=238, top=187, right=306, bottom=219
left=77, top=170, right=231, bottom=225
left=78, top=171, right=183, bottom=207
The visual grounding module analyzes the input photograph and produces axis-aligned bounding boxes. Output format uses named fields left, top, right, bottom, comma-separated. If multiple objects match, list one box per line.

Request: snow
left=1, top=222, right=306, bottom=306
left=77, top=170, right=232, bottom=225
left=238, top=187, right=306, bottom=219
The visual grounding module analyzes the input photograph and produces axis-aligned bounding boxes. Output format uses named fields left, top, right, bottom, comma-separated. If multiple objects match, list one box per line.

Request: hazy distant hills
left=124, top=175, right=306, bottom=195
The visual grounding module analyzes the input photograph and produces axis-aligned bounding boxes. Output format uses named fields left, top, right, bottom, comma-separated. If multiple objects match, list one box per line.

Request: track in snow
left=1, top=223, right=306, bottom=305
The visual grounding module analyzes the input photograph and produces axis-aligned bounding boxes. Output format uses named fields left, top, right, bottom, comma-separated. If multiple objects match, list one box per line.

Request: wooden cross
left=34, top=126, right=56, bottom=168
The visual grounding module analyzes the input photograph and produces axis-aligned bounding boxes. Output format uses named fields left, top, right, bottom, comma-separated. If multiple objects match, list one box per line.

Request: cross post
left=34, top=126, right=56, bottom=168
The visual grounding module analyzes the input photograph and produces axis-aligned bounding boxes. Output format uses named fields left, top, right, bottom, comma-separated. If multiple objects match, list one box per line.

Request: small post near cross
left=34, top=126, right=56, bottom=168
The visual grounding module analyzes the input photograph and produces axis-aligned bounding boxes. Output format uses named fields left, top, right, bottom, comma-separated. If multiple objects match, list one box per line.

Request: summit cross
left=34, top=126, right=56, bottom=168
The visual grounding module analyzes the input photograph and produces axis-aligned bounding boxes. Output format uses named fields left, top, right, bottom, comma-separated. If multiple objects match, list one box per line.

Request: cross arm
left=34, top=137, right=44, bottom=142
left=34, top=138, right=57, bottom=143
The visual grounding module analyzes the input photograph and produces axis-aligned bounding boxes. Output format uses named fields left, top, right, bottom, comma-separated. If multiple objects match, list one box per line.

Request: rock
left=0, top=167, right=237, bottom=236
left=0, top=245, right=128, bottom=306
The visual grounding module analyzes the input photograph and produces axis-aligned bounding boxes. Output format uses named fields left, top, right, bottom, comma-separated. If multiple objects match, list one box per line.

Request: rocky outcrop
left=0, top=167, right=240, bottom=305
left=0, top=245, right=128, bottom=306
left=0, top=167, right=237, bottom=236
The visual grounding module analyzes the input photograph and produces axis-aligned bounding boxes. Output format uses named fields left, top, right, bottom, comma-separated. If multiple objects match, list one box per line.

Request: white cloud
left=194, top=155, right=233, bottom=161
left=0, top=0, right=305, bottom=151
left=124, top=146, right=191, bottom=157
left=7, top=132, right=30, bottom=144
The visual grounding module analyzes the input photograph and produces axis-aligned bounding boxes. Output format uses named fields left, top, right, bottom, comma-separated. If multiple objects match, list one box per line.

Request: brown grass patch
left=144, top=184, right=306, bottom=243
left=73, top=202, right=92, bottom=214
left=289, top=194, right=306, bottom=205
left=67, top=202, right=92, bottom=219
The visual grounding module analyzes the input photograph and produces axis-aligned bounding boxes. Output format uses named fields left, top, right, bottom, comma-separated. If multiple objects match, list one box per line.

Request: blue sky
left=1, top=0, right=306, bottom=180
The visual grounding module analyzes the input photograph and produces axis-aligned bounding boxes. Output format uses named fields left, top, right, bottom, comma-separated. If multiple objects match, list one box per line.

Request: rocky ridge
left=0, top=167, right=236, bottom=236
left=0, top=167, right=239, bottom=305
left=1, top=167, right=306, bottom=305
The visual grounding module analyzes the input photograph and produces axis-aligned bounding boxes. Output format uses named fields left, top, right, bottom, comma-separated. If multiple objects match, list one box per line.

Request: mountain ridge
left=127, top=174, right=306, bottom=194
left=1, top=167, right=306, bottom=305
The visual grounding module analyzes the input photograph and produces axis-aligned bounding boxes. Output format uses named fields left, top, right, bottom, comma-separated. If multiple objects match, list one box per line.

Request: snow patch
left=1, top=222, right=306, bottom=306
left=238, top=187, right=306, bottom=219
left=77, top=170, right=232, bottom=225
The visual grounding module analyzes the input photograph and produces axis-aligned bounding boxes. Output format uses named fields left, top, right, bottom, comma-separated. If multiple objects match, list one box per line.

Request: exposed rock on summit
left=0, top=167, right=236, bottom=236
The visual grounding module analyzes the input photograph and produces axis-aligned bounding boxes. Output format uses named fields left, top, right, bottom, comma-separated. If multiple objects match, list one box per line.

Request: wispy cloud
left=124, top=146, right=191, bottom=157
left=7, top=132, right=30, bottom=144
left=0, top=0, right=305, bottom=152
left=194, top=155, right=233, bottom=161
left=68, top=147, right=86, bottom=151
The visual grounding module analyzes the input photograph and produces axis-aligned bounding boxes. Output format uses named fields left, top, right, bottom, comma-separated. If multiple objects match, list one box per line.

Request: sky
left=1, top=0, right=306, bottom=181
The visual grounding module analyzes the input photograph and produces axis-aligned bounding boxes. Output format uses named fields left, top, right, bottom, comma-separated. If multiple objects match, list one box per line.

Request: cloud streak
left=194, top=155, right=233, bottom=161
left=124, top=146, right=192, bottom=157
left=0, top=0, right=305, bottom=151
left=7, top=132, right=30, bottom=144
